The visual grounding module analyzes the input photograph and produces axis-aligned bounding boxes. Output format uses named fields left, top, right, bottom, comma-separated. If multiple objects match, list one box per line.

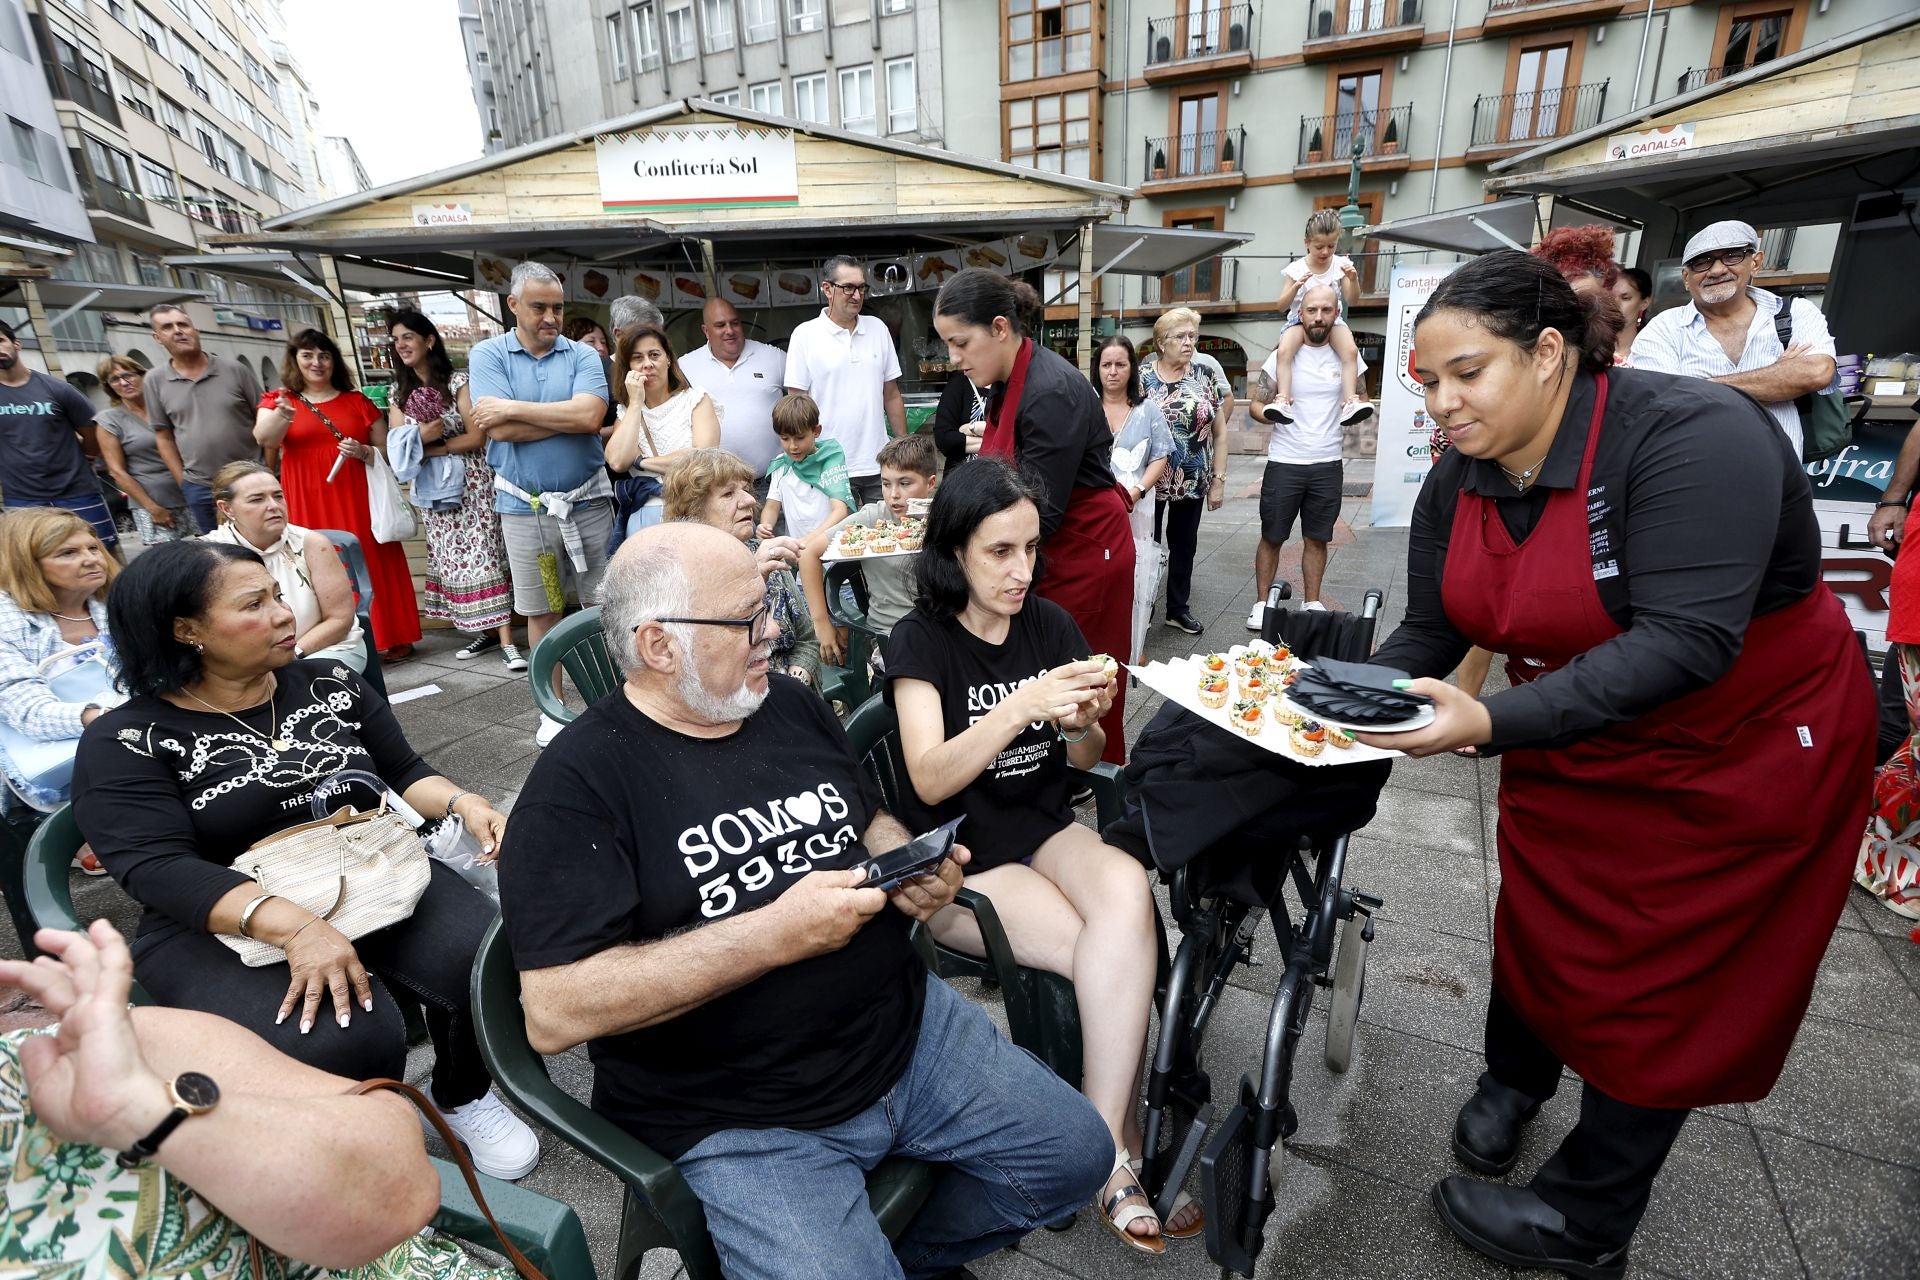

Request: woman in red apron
left=933, top=269, right=1136, bottom=764
left=1360, top=252, right=1874, bottom=1278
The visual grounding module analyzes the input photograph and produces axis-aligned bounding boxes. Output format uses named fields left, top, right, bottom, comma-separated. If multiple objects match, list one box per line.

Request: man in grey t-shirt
left=0, top=321, right=117, bottom=549
left=142, top=304, right=264, bottom=532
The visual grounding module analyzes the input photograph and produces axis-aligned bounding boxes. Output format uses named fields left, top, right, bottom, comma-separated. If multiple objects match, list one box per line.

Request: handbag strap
left=293, top=391, right=348, bottom=445
left=247, top=1076, right=549, bottom=1280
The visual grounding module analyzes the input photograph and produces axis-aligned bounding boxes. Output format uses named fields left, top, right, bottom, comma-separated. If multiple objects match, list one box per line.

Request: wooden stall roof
left=1484, top=13, right=1920, bottom=201
left=238, top=99, right=1128, bottom=257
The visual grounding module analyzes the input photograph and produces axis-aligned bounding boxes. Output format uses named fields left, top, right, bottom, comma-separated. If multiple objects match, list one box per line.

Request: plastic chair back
left=314, top=528, right=385, bottom=699
left=525, top=607, right=622, bottom=725
left=23, top=805, right=150, bottom=1002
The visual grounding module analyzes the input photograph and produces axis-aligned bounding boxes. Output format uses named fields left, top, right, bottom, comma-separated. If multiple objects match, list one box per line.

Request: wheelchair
left=1127, top=583, right=1390, bottom=1277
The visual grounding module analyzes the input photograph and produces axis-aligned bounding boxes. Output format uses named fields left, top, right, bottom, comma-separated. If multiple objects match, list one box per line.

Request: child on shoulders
left=1265, top=209, right=1374, bottom=429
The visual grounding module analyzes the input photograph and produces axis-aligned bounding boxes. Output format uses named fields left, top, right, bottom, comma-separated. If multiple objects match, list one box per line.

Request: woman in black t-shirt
left=886, top=458, right=1194, bottom=1254
left=70, top=540, right=540, bottom=1182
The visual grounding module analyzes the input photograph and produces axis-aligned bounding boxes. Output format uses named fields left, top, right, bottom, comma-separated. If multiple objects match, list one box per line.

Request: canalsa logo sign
left=594, top=126, right=800, bottom=214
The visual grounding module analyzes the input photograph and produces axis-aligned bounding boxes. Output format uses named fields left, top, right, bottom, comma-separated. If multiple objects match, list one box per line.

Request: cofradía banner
left=1371, top=262, right=1458, bottom=528
left=595, top=125, right=800, bottom=213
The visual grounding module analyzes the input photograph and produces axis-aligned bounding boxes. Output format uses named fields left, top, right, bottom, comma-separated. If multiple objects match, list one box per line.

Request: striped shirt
left=0, top=591, right=112, bottom=742
left=1628, top=286, right=1833, bottom=458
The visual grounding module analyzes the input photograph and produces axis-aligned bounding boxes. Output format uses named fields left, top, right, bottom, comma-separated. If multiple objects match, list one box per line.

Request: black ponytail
left=934, top=268, right=1043, bottom=337
left=1417, top=250, right=1619, bottom=374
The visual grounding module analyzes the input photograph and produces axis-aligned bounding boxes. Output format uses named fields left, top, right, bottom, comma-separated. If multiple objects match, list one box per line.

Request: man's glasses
left=1683, top=248, right=1754, bottom=275
left=824, top=282, right=870, bottom=296
left=642, top=602, right=770, bottom=645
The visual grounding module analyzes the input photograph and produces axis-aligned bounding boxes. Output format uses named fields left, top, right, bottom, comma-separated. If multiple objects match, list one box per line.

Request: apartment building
left=457, top=0, right=501, bottom=153
left=1035, top=0, right=1913, bottom=386
left=471, top=0, right=983, bottom=155
left=12, top=0, right=327, bottom=387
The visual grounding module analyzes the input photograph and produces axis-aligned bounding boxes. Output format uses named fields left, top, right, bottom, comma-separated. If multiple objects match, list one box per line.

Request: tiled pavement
left=28, top=483, right=1920, bottom=1279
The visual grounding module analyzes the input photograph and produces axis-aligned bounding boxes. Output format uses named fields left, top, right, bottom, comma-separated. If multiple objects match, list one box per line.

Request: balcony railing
left=1297, top=104, right=1412, bottom=165
left=1469, top=80, right=1608, bottom=148
left=1145, top=4, right=1253, bottom=66
left=1146, top=255, right=1239, bottom=307
left=1307, top=0, right=1422, bottom=40
left=1144, top=127, right=1247, bottom=182
left=75, top=165, right=150, bottom=226
left=1674, top=64, right=1751, bottom=96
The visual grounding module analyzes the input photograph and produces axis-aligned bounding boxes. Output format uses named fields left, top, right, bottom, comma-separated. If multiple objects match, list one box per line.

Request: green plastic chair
left=526, top=608, right=622, bottom=726
left=468, top=917, right=937, bottom=1280
left=842, top=694, right=1140, bottom=1091
left=1, top=810, right=47, bottom=959
left=20, top=807, right=594, bottom=1276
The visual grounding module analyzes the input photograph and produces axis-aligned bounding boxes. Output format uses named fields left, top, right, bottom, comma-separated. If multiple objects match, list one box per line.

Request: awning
left=1368, top=196, right=1639, bottom=255
left=0, top=278, right=211, bottom=324
left=1070, top=223, right=1255, bottom=277
left=162, top=251, right=473, bottom=299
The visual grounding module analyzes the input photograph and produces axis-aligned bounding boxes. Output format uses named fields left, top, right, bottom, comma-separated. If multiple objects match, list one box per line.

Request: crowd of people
left=0, top=220, right=1907, bottom=1280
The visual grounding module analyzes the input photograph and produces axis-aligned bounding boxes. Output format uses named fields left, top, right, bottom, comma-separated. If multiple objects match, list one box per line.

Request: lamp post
left=1337, top=135, right=1367, bottom=241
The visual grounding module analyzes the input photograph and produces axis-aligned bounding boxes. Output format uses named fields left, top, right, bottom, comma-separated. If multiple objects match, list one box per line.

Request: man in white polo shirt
left=1630, top=219, right=1835, bottom=459
left=682, top=298, right=786, bottom=501
left=1244, top=285, right=1361, bottom=629
left=784, top=255, right=906, bottom=505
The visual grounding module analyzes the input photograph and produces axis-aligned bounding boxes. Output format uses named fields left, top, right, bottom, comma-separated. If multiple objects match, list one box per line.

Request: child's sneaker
left=1340, top=399, right=1375, bottom=425
left=1261, top=400, right=1295, bottom=425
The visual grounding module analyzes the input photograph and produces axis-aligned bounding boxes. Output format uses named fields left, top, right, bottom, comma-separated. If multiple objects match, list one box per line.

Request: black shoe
left=1453, top=1072, right=1542, bottom=1175
left=1165, top=611, right=1204, bottom=635
left=1432, top=1177, right=1629, bottom=1280
left=455, top=633, right=500, bottom=660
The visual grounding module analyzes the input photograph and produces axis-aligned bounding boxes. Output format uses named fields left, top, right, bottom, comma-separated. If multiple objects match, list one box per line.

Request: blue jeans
left=181, top=480, right=218, bottom=537
left=676, top=974, right=1110, bottom=1280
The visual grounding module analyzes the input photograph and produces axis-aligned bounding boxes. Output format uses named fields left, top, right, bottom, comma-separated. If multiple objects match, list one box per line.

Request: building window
left=665, top=4, right=694, bottom=60
left=135, top=5, right=165, bottom=50
left=1508, top=42, right=1570, bottom=142
left=159, top=94, right=186, bottom=137
left=632, top=3, right=661, bottom=68
left=1006, top=0, right=1093, bottom=83
left=710, top=88, right=741, bottom=105
left=789, top=0, right=823, bottom=34
left=608, top=14, right=628, bottom=79
left=134, top=252, right=166, bottom=287
left=193, top=115, right=224, bottom=173
left=1718, top=5, right=1793, bottom=74
left=745, top=0, right=777, bottom=41
left=117, top=63, right=156, bottom=120
left=46, top=32, right=121, bottom=124
left=885, top=57, right=916, bottom=134
left=881, top=0, right=910, bottom=12
left=139, top=156, right=177, bottom=202
left=702, top=0, right=734, bottom=51
left=839, top=65, right=876, bottom=134
left=1171, top=91, right=1224, bottom=177
left=1005, top=90, right=1092, bottom=176
left=749, top=80, right=784, bottom=114
left=8, top=118, right=45, bottom=183
left=793, top=73, right=829, bottom=123
left=1332, top=68, right=1382, bottom=156
left=1165, top=212, right=1222, bottom=302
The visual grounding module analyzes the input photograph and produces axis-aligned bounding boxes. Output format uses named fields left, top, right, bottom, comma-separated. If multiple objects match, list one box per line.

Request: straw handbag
left=218, top=801, right=431, bottom=967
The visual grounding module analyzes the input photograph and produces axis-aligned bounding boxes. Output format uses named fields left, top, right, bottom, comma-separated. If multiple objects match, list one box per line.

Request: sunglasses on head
left=1684, top=247, right=1754, bottom=275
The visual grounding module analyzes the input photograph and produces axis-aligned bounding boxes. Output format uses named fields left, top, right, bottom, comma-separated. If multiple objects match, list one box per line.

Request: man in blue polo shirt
left=467, top=260, right=611, bottom=746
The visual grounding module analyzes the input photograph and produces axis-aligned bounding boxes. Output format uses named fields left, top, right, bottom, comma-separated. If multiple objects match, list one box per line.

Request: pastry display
left=631, top=272, right=663, bottom=300
left=582, top=269, right=610, bottom=298
left=1272, top=700, right=1306, bottom=729
left=777, top=271, right=814, bottom=297
left=869, top=525, right=899, bottom=554
left=1240, top=671, right=1268, bottom=704
left=1201, top=653, right=1229, bottom=677
left=1198, top=672, right=1229, bottom=709
left=1230, top=698, right=1265, bottom=736
left=896, top=518, right=925, bottom=551
left=836, top=526, right=868, bottom=556
left=1016, top=234, right=1050, bottom=260
left=1326, top=725, right=1357, bottom=750
left=675, top=276, right=707, bottom=300
left=1289, top=720, right=1328, bottom=758
left=965, top=244, right=1008, bottom=268
left=477, top=256, right=511, bottom=287
left=917, top=253, right=958, bottom=282
left=729, top=273, right=763, bottom=301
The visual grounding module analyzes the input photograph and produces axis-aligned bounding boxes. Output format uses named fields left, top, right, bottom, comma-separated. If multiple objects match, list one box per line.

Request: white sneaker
left=535, top=713, right=566, bottom=747
left=1245, top=601, right=1266, bottom=632
left=434, top=1087, right=540, bottom=1181
left=1303, top=600, right=1329, bottom=612
left=501, top=644, right=528, bottom=672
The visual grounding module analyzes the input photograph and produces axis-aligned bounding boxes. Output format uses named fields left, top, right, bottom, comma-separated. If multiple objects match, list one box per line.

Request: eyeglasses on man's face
left=642, top=601, right=771, bottom=645
left=825, top=281, right=870, bottom=296
left=1683, top=248, right=1755, bottom=275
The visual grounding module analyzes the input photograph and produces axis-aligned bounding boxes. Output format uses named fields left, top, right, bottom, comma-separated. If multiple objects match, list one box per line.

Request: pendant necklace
left=185, top=679, right=291, bottom=752
left=1498, top=453, right=1549, bottom=492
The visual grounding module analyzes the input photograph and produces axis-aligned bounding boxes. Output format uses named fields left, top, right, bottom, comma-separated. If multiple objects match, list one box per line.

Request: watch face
left=173, top=1071, right=220, bottom=1111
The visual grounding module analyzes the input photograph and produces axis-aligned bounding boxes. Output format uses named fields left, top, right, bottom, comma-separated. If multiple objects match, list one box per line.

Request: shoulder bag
left=1773, top=308, right=1852, bottom=463
left=298, top=392, right=418, bottom=543
left=216, top=797, right=431, bottom=967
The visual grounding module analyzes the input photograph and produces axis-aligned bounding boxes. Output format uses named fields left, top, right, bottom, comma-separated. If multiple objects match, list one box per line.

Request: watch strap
left=116, top=1105, right=189, bottom=1168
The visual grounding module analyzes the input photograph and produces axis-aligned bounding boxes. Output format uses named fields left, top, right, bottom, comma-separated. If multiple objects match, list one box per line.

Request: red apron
left=1441, top=373, right=1874, bottom=1108
left=984, top=340, right=1137, bottom=765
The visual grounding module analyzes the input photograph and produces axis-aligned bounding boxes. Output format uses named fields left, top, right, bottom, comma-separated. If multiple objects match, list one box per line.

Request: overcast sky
left=281, top=0, right=484, bottom=189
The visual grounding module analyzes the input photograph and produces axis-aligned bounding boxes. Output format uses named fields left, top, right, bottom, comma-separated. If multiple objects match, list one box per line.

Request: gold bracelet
left=237, top=894, right=275, bottom=940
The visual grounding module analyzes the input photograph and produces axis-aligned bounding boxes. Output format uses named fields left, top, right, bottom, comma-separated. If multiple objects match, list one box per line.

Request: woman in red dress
left=253, top=329, right=421, bottom=659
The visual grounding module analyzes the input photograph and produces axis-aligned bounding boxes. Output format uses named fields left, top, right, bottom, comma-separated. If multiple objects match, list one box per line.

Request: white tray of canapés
left=821, top=517, right=928, bottom=563
left=1125, top=640, right=1406, bottom=765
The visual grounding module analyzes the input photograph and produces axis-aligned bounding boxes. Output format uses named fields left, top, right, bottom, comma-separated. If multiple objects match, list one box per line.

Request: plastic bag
left=423, top=814, right=498, bottom=900
left=365, top=447, right=417, bottom=544
left=537, top=548, right=566, bottom=613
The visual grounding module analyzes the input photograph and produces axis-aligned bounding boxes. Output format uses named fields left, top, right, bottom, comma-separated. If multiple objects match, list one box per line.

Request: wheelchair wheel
left=1324, top=913, right=1369, bottom=1073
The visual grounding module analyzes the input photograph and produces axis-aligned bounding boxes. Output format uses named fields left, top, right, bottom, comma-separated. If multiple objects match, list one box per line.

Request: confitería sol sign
left=595, top=125, right=800, bottom=213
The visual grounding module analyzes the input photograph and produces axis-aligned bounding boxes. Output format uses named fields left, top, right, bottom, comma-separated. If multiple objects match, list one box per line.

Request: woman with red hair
left=1532, top=227, right=1632, bottom=367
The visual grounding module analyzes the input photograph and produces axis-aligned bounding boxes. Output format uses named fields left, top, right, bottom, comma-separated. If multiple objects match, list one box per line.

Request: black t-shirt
left=497, top=674, right=924, bottom=1159
left=883, top=598, right=1086, bottom=871
left=0, top=369, right=99, bottom=504
left=72, top=661, right=438, bottom=947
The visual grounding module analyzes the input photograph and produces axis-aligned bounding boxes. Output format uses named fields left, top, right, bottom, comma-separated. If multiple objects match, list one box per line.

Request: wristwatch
left=116, top=1071, right=220, bottom=1168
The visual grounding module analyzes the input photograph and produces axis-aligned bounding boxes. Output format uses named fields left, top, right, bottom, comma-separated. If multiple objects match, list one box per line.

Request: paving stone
left=1343, top=835, right=1491, bottom=942
left=1363, top=787, right=1485, bottom=862
left=1630, top=1115, right=1805, bottom=1280
left=1758, top=1131, right=1920, bottom=1280
left=1806, top=923, right=1920, bottom=1040
left=1749, top=1012, right=1920, bottom=1166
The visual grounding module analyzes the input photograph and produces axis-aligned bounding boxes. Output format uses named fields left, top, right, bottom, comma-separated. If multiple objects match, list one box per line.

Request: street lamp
left=1337, top=135, right=1367, bottom=239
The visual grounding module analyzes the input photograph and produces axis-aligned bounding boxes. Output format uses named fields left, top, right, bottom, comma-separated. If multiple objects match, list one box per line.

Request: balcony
left=1672, top=64, right=1747, bottom=97
left=1142, top=128, right=1247, bottom=194
left=1145, top=255, right=1238, bottom=308
left=77, top=170, right=150, bottom=228
left=1295, top=105, right=1414, bottom=173
left=1144, top=4, right=1255, bottom=85
left=1482, top=0, right=1628, bottom=37
left=1468, top=80, right=1608, bottom=153
left=1303, top=0, right=1426, bottom=62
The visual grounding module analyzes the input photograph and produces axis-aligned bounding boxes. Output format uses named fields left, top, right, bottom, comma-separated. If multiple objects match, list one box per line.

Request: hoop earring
left=192, top=641, right=204, bottom=654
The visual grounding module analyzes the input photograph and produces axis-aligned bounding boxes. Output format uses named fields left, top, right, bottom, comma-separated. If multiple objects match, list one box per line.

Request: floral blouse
left=1139, top=355, right=1231, bottom=502
left=0, top=1026, right=513, bottom=1279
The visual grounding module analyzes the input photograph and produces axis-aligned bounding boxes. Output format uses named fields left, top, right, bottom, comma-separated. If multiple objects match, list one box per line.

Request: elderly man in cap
left=1630, top=220, right=1835, bottom=458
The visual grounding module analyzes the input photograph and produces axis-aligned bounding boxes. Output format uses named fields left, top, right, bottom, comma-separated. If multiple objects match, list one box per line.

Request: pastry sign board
left=596, top=125, right=800, bottom=213
left=412, top=202, right=473, bottom=227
